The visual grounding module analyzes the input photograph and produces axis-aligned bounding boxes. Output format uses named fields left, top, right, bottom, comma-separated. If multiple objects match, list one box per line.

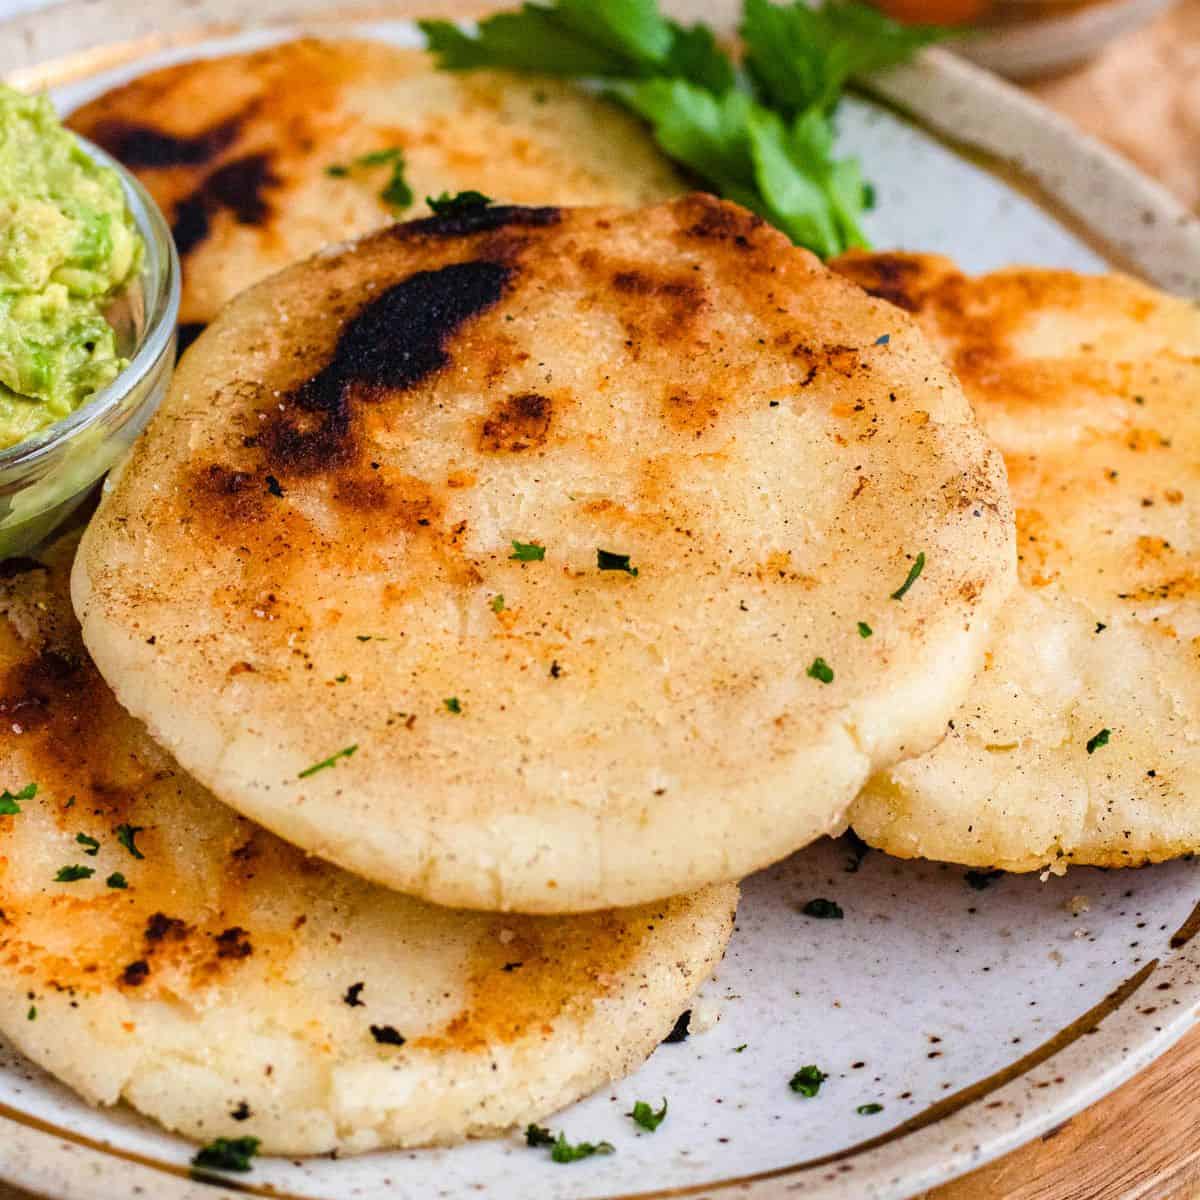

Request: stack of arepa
left=0, top=38, right=1191, bottom=1160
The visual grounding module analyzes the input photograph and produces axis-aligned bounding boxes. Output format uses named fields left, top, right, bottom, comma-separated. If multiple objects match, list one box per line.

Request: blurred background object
left=1029, top=0, right=1198, bottom=209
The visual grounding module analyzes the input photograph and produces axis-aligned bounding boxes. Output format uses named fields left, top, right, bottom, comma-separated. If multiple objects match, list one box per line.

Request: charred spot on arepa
left=170, top=153, right=281, bottom=258
left=395, top=204, right=561, bottom=240
left=259, top=259, right=513, bottom=477
left=480, top=392, right=553, bottom=453
left=86, top=110, right=250, bottom=168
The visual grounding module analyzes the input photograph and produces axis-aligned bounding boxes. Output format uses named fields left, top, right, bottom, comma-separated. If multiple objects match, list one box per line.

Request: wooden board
left=924, top=1024, right=1200, bottom=1200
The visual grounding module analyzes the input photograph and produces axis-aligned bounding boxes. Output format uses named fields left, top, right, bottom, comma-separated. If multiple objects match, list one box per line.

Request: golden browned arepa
left=0, top=531, right=736, bottom=1154
left=73, top=195, right=1015, bottom=913
left=838, top=252, right=1200, bottom=872
left=66, top=37, right=682, bottom=333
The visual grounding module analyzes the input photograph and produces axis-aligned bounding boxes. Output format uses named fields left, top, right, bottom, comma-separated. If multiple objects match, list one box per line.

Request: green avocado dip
left=0, top=83, right=143, bottom=451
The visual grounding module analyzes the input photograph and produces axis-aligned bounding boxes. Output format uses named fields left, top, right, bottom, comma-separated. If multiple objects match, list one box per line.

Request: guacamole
left=0, top=84, right=142, bottom=450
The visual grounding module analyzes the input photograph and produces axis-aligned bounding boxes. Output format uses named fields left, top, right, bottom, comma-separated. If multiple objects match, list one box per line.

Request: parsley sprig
left=420, top=0, right=944, bottom=258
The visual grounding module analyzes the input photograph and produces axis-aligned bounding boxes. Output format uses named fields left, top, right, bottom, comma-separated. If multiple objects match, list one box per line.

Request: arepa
left=73, top=195, right=1016, bottom=913
left=66, top=37, right=683, bottom=336
left=838, top=253, right=1200, bottom=872
left=0, top=531, right=735, bottom=1154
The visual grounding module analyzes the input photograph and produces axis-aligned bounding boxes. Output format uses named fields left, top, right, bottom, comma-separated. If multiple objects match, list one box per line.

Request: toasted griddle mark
left=0, top=651, right=83, bottom=734
left=176, top=323, right=206, bottom=359
left=261, top=260, right=513, bottom=476
left=120, top=960, right=150, bottom=987
left=214, top=926, right=252, bottom=959
left=834, top=253, right=928, bottom=313
left=171, top=153, right=279, bottom=258
left=395, top=205, right=560, bottom=240
left=144, top=913, right=189, bottom=944
left=480, top=392, right=552, bottom=453
left=88, top=112, right=246, bottom=168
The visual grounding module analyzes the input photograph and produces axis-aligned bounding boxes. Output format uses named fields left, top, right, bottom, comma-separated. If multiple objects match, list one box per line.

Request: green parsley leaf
left=54, top=865, right=94, bottom=883
left=734, top=1043, right=748, bottom=1052
left=857, top=1102, right=884, bottom=1115
left=0, top=782, right=36, bottom=815
left=355, top=148, right=404, bottom=167
left=26, top=1006, right=35, bottom=1020
left=326, top=147, right=412, bottom=211
left=741, top=0, right=945, bottom=117
left=525, top=1123, right=556, bottom=1148
left=890, top=551, right=925, bottom=600
left=857, top=621, right=873, bottom=638
left=1086, top=728, right=1111, bottom=755
left=298, top=745, right=358, bottom=779
left=444, top=697, right=463, bottom=714
left=75, top=833, right=100, bottom=856
left=510, top=540, right=546, bottom=562
left=807, top=656, right=834, bottom=684
left=428, top=189, right=493, bottom=215
left=106, top=872, right=128, bottom=890
left=628, top=1097, right=668, bottom=1131
left=597, top=549, right=638, bottom=576
left=190, top=1135, right=260, bottom=1174
left=115, top=823, right=146, bottom=859
left=550, top=1132, right=615, bottom=1163
left=802, top=897, right=843, bottom=919
left=789, top=1064, right=827, bottom=1096
left=491, top=594, right=506, bottom=613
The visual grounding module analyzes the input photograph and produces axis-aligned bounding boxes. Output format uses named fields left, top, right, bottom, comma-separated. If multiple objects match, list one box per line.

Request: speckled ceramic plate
left=2, top=6, right=1200, bottom=1200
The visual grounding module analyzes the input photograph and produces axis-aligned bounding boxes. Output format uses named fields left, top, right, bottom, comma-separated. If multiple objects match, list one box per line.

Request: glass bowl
left=0, top=137, right=180, bottom=558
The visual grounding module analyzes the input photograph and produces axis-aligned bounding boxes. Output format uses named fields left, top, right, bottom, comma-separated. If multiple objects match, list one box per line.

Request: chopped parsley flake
left=597, top=549, right=638, bottom=576
left=807, top=656, right=834, bottom=684
left=525, top=1124, right=556, bottom=1148
left=26, top=1006, right=35, bottom=1020
left=115, top=823, right=145, bottom=859
left=789, top=1065, right=827, bottom=1097
left=890, top=551, right=925, bottom=600
left=857, top=1103, right=884, bottom=1115
left=428, top=189, right=493, bottom=215
left=444, top=697, right=463, bottom=714
left=857, top=621, right=873, bottom=638
left=369, top=1024, right=406, bottom=1046
left=54, top=865, right=94, bottom=883
left=326, top=147, right=412, bottom=211
left=491, top=593, right=505, bottom=613
left=510, top=540, right=546, bottom=562
left=106, top=872, right=128, bottom=889
left=265, top=474, right=284, bottom=498
left=550, top=1133, right=615, bottom=1164
left=344, top=981, right=365, bottom=1007
left=802, top=897, right=843, bottom=919
left=734, top=1043, right=748, bottom=1053
left=628, top=1098, right=668, bottom=1132
left=0, top=782, right=36, bottom=814
left=191, top=1136, right=260, bottom=1174
left=965, top=868, right=1003, bottom=891
left=1086, top=728, right=1111, bottom=755
left=298, top=745, right=358, bottom=779
left=874, top=333, right=890, bottom=346
left=75, top=832, right=100, bottom=856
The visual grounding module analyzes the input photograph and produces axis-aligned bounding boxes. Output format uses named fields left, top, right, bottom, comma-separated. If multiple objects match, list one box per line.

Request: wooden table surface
left=0, top=3, right=1196, bottom=1199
